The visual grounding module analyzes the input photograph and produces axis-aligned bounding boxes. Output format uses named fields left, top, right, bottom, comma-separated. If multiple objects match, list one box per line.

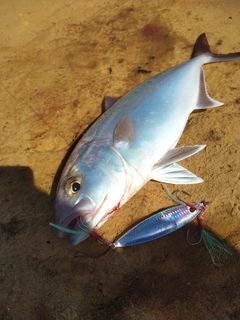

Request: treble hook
left=186, top=229, right=203, bottom=245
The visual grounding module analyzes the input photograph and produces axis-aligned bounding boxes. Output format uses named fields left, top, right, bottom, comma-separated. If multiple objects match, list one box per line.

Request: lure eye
left=187, top=205, right=196, bottom=213
left=65, top=178, right=81, bottom=196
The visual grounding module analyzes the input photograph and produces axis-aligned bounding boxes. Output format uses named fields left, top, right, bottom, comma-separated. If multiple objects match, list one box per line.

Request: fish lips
left=57, top=196, right=96, bottom=238
left=68, top=222, right=90, bottom=245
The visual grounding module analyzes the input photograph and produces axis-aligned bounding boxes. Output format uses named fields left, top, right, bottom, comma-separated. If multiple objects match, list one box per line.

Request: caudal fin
left=191, top=33, right=240, bottom=63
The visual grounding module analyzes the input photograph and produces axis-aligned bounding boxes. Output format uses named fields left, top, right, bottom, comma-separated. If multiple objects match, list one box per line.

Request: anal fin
left=151, top=163, right=204, bottom=184
left=195, top=69, right=223, bottom=109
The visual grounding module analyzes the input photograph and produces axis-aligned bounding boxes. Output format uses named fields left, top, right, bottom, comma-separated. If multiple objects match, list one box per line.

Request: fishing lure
left=50, top=185, right=231, bottom=264
left=110, top=201, right=208, bottom=248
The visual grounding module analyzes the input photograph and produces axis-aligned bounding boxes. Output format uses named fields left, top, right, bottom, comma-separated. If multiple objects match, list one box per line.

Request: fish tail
left=191, top=33, right=240, bottom=63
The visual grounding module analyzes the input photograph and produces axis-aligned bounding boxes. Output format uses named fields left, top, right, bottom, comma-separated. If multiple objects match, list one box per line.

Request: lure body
left=113, top=202, right=206, bottom=248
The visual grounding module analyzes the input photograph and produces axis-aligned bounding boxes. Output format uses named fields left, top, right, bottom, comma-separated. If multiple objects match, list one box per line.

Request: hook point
left=186, top=229, right=203, bottom=246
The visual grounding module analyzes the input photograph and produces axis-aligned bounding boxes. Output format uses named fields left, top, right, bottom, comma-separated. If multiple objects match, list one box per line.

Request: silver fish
left=55, top=33, right=240, bottom=245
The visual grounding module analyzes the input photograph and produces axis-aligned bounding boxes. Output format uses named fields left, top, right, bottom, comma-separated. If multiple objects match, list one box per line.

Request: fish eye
left=72, top=181, right=81, bottom=192
left=65, top=178, right=81, bottom=196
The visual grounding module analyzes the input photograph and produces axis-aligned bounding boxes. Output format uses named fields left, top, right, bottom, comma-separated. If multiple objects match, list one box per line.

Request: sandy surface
left=1, top=1, right=240, bottom=319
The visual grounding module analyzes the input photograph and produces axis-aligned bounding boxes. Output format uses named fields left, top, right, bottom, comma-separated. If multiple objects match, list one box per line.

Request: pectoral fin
left=114, top=116, right=136, bottom=146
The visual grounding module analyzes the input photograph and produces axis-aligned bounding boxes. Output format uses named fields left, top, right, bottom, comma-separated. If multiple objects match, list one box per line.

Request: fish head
left=55, top=144, right=127, bottom=244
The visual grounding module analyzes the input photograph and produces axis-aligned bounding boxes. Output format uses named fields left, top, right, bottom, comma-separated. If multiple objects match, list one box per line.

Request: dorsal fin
left=191, top=33, right=211, bottom=58
left=114, top=116, right=135, bottom=146
left=191, top=33, right=240, bottom=63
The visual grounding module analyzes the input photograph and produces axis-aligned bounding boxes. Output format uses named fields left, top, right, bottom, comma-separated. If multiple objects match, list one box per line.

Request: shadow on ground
left=1, top=166, right=240, bottom=320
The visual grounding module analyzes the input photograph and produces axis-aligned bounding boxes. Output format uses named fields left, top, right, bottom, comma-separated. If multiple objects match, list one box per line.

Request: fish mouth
left=68, top=218, right=90, bottom=245
left=56, top=195, right=118, bottom=244
left=57, top=195, right=109, bottom=237
left=57, top=197, right=96, bottom=237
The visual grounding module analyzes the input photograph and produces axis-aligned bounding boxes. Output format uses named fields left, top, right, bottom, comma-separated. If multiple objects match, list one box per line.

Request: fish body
left=55, top=34, right=240, bottom=245
left=112, top=202, right=208, bottom=248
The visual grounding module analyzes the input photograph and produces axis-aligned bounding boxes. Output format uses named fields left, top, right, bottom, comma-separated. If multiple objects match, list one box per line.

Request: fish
left=55, top=33, right=240, bottom=245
